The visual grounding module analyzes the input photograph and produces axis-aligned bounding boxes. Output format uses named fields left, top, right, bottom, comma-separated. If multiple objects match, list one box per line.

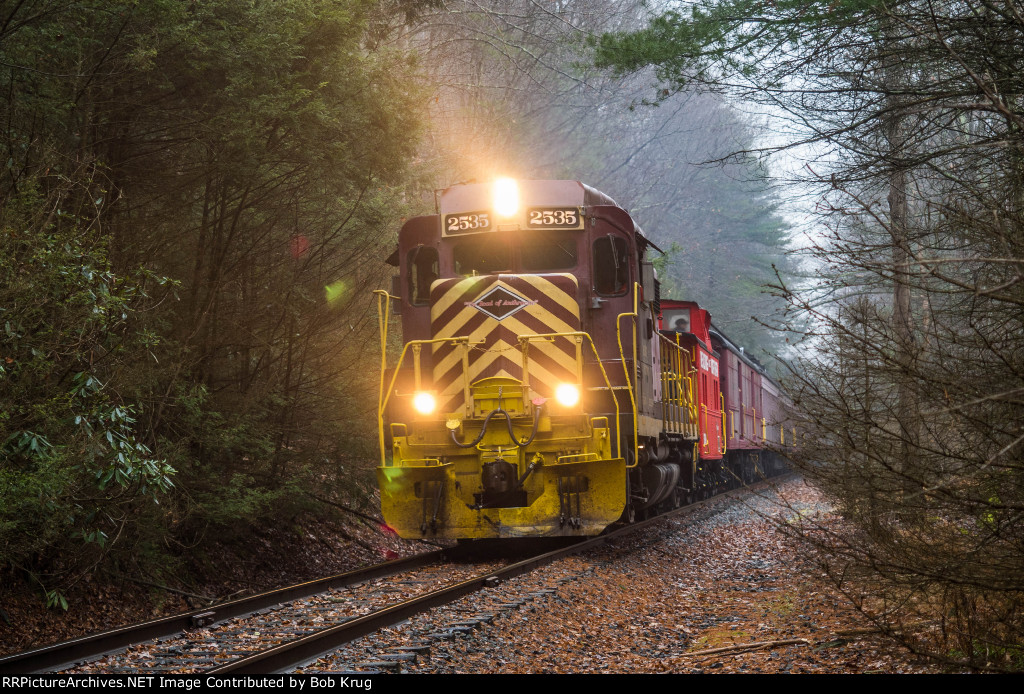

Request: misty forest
left=1, top=0, right=1023, bottom=672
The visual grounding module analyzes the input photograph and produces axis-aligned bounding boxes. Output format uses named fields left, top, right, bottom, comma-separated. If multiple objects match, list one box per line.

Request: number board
left=526, top=207, right=584, bottom=230
left=443, top=211, right=491, bottom=235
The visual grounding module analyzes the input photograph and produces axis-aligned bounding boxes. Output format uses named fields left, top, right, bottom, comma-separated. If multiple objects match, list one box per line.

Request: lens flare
left=412, top=391, right=436, bottom=415
left=325, top=280, right=347, bottom=304
left=555, top=383, right=580, bottom=407
left=493, top=177, right=519, bottom=217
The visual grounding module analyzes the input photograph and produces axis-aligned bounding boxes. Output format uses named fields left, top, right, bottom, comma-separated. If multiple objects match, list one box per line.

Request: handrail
left=615, top=283, right=642, bottom=468
left=377, top=334, right=477, bottom=466
left=519, top=331, right=621, bottom=459
left=374, top=289, right=396, bottom=468
left=654, top=330, right=698, bottom=434
left=556, top=452, right=599, bottom=464
left=700, top=402, right=707, bottom=456
left=376, top=312, right=627, bottom=465
left=720, top=392, right=727, bottom=455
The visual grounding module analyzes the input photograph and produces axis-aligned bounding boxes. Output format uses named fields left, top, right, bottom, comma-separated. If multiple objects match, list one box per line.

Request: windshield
left=520, top=231, right=578, bottom=271
left=454, top=236, right=510, bottom=275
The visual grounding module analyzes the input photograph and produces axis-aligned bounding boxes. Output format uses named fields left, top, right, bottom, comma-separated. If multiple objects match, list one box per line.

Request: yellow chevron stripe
left=431, top=321, right=577, bottom=384
left=431, top=320, right=577, bottom=382
left=500, top=310, right=577, bottom=337
left=437, top=356, right=519, bottom=412
left=437, top=367, right=572, bottom=413
left=430, top=276, right=580, bottom=328
left=433, top=338, right=521, bottom=391
left=432, top=306, right=481, bottom=339
left=499, top=311, right=581, bottom=348
left=431, top=276, right=492, bottom=317
left=520, top=359, right=574, bottom=392
left=430, top=293, right=578, bottom=342
left=435, top=349, right=575, bottom=412
left=435, top=340, right=575, bottom=399
left=429, top=275, right=582, bottom=414
left=517, top=274, right=580, bottom=318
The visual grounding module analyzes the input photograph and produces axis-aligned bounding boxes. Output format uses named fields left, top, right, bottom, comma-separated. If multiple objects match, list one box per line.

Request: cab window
left=593, top=235, right=629, bottom=295
left=520, top=231, right=577, bottom=272
left=407, top=246, right=438, bottom=306
left=663, top=308, right=691, bottom=333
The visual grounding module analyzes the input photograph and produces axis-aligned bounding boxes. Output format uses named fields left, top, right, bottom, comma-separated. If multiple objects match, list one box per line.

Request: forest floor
left=390, top=477, right=948, bottom=674
left=0, top=491, right=425, bottom=658
left=0, top=476, right=950, bottom=673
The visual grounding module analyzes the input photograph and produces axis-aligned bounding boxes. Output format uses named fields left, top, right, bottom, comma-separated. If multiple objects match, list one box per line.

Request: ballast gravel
left=303, top=477, right=942, bottom=674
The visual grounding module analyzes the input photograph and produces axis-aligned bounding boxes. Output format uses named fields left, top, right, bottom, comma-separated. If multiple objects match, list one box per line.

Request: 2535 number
left=444, top=212, right=490, bottom=234
left=527, top=207, right=582, bottom=229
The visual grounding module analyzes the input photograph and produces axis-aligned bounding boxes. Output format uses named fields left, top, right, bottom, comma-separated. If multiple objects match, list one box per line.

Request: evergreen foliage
left=592, top=0, right=1024, bottom=670
left=1, top=0, right=423, bottom=600
left=0, top=179, right=173, bottom=607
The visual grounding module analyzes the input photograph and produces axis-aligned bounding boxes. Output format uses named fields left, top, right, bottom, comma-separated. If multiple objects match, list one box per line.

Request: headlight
left=412, top=391, right=436, bottom=415
left=493, top=177, right=519, bottom=217
left=554, top=383, right=580, bottom=407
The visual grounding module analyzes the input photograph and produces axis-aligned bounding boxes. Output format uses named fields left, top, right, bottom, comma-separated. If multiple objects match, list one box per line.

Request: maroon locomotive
left=376, top=179, right=790, bottom=539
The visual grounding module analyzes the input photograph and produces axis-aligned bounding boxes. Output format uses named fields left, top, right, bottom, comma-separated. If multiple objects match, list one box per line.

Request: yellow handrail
left=654, top=330, right=698, bottom=435
left=616, top=283, right=642, bottom=468
left=374, top=289, right=396, bottom=468
left=674, top=333, right=699, bottom=422
left=557, top=452, right=599, bottom=464
left=518, top=331, right=622, bottom=459
left=377, top=316, right=628, bottom=465
left=377, top=334, right=476, bottom=466
left=720, top=392, right=727, bottom=455
left=700, top=402, right=708, bottom=455
left=400, top=458, right=443, bottom=467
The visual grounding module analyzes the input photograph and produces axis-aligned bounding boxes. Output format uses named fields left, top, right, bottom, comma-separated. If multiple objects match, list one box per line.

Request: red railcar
left=660, top=301, right=792, bottom=490
left=710, top=328, right=791, bottom=482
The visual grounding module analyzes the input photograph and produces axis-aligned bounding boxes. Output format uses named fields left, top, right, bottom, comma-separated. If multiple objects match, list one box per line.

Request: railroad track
left=0, top=549, right=452, bottom=673
left=1, top=476, right=789, bottom=675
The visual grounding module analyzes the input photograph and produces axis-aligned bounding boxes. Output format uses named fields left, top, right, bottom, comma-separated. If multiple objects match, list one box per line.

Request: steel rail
left=210, top=478, right=785, bottom=674
left=1, top=474, right=792, bottom=675
left=0, top=549, right=448, bottom=674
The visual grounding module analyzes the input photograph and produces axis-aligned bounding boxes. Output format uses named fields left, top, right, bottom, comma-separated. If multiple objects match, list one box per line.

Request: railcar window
left=520, top=231, right=577, bottom=271
left=454, top=237, right=510, bottom=276
left=593, top=235, right=629, bottom=295
left=407, top=246, right=439, bottom=306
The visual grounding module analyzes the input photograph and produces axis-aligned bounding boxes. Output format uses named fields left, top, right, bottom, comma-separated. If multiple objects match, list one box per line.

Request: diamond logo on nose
left=468, top=286, right=534, bottom=320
